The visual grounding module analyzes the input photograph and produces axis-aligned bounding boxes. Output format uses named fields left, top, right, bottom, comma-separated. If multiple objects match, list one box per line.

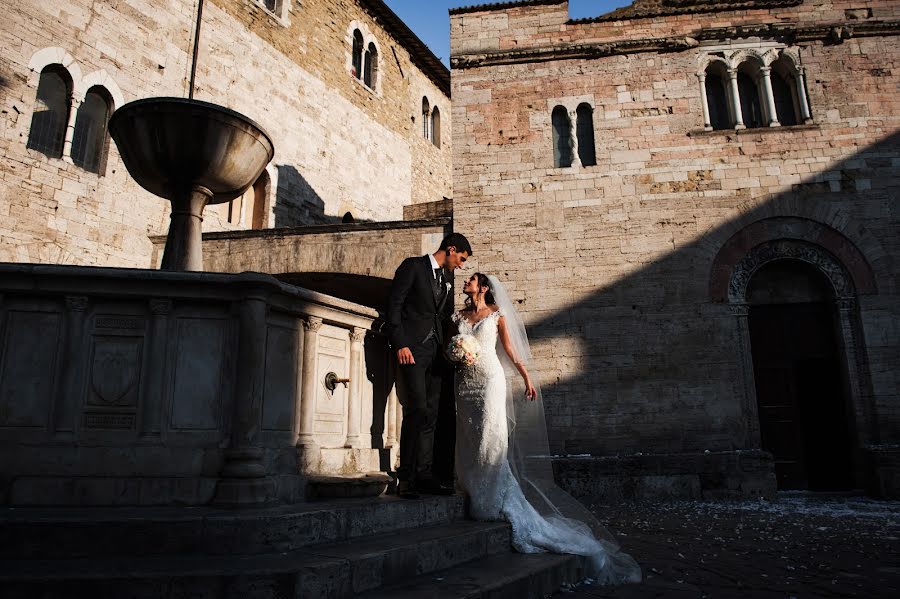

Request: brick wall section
left=450, top=0, right=900, bottom=455
left=0, top=0, right=451, bottom=267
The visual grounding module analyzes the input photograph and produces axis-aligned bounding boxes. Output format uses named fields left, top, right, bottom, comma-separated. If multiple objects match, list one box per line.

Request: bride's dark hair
left=464, top=272, right=495, bottom=311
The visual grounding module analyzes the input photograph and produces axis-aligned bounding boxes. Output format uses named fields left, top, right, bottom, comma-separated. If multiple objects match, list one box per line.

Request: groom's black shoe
left=397, top=480, right=420, bottom=499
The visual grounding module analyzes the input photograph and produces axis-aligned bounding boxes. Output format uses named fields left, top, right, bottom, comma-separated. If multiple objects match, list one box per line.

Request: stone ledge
left=150, top=217, right=452, bottom=243
left=551, top=450, right=778, bottom=503
left=688, top=123, right=820, bottom=137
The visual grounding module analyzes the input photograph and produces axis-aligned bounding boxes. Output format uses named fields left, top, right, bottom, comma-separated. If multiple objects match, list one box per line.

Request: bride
left=450, top=273, right=641, bottom=585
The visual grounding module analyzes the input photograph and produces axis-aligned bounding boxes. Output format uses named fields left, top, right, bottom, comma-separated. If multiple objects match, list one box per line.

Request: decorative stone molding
left=708, top=217, right=878, bottom=303
left=452, top=19, right=900, bottom=69
left=149, top=298, right=172, bottom=315
left=65, top=296, right=89, bottom=312
left=728, top=303, right=750, bottom=317
left=574, top=0, right=802, bottom=22
left=727, top=239, right=854, bottom=303
left=452, top=36, right=699, bottom=69
left=303, top=316, right=323, bottom=332
left=836, top=297, right=857, bottom=312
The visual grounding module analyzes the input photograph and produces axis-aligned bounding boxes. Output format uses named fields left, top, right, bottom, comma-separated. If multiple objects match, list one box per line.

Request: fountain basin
left=109, top=97, right=274, bottom=204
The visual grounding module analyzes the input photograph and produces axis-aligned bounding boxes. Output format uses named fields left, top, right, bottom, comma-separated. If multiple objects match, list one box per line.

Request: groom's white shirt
left=427, top=253, right=439, bottom=278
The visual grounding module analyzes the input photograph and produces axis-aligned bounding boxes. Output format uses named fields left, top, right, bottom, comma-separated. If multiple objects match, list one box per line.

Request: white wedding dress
left=452, top=308, right=641, bottom=585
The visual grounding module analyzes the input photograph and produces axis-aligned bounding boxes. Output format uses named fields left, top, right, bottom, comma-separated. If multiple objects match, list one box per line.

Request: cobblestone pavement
left=553, top=493, right=900, bottom=598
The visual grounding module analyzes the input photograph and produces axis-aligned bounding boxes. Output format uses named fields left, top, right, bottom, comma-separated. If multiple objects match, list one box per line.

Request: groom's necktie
left=434, top=268, right=444, bottom=296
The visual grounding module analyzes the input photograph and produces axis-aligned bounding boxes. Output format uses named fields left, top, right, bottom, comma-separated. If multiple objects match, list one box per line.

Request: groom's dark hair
left=439, top=232, right=472, bottom=255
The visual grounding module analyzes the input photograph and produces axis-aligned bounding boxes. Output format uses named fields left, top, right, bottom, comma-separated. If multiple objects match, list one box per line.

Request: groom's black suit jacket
left=387, top=255, right=451, bottom=351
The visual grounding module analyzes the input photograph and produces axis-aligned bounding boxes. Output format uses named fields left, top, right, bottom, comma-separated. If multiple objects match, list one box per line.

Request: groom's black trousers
left=396, top=335, right=447, bottom=485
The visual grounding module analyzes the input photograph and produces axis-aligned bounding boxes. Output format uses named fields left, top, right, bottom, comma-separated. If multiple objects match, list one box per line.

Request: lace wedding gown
left=452, top=309, right=641, bottom=585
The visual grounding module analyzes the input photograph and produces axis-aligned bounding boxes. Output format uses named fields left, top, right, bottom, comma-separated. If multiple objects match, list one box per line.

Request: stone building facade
left=0, top=0, right=452, bottom=268
left=450, top=0, right=899, bottom=497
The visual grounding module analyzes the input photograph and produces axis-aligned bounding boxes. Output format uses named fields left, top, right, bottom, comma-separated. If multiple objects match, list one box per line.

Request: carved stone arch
left=708, top=216, right=877, bottom=303
left=78, top=70, right=125, bottom=108
left=719, top=235, right=880, bottom=460
left=698, top=54, right=729, bottom=76
left=728, top=49, right=766, bottom=70
left=28, top=47, right=83, bottom=85
left=760, top=47, right=781, bottom=67
left=727, top=239, right=854, bottom=304
left=776, top=48, right=803, bottom=74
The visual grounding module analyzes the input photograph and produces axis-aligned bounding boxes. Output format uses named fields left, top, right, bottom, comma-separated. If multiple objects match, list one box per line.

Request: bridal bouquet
left=447, top=334, right=481, bottom=367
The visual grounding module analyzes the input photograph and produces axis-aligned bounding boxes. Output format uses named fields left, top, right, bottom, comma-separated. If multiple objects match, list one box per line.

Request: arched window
left=431, top=107, right=441, bottom=148
left=27, top=66, right=72, bottom=158
left=705, top=63, right=731, bottom=130
left=363, top=42, right=377, bottom=88
left=575, top=103, right=596, bottom=167
left=771, top=71, right=798, bottom=127
left=422, top=97, right=431, bottom=140
left=771, top=58, right=800, bottom=127
left=351, top=30, right=364, bottom=79
left=737, top=70, right=763, bottom=129
left=551, top=106, right=572, bottom=168
left=71, top=86, right=112, bottom=174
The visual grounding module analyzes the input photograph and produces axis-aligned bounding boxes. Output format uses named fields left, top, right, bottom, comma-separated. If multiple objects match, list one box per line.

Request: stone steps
left=0, top=519, right=513, bottom=599
left=2, top=493, right=588, bottom=598
left=1, top=494, right=464, bottom=560
left=359, top=552, right=585, bottom=599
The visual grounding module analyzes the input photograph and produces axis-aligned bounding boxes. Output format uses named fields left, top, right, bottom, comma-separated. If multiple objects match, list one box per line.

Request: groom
left=387, top=232, right=472, bottom=498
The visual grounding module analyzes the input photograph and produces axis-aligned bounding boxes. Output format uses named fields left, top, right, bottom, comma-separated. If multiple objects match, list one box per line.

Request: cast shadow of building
left=518, top=131, right=898, bottom=498
left=273, top=164, right=374, bottom=227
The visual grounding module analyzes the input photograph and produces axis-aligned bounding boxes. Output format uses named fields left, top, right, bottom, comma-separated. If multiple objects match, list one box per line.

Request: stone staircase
left=0, top=494, right=585, bottom=598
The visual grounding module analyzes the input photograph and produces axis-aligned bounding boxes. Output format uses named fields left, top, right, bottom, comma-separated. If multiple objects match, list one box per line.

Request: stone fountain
left=109, top=97, right=274, bottom=271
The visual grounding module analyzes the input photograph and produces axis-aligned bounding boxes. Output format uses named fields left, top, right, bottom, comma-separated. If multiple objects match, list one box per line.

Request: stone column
left=296, top=316, right=322, bottom=448
left=386, top=358, right=398, bottom=448
left=697, top=73, right=712, bottom=131
left=141, top=298, right=172, bottom=438
left=795, top=68, right=813, bottom=123
left=62, top=94, right=82, bottom=164
left=344, top=327, right=366, bottom=448
left=54, top=296, right=88, bottom=437
left=759, top=67, right=780, bottom=127
left=730, top=303, right=761, bottom=448
left=160, top=185, right=212, bottom=272
left=727, top=69, right=746, bottom=130
left=214, top=290, right=275, bottom=506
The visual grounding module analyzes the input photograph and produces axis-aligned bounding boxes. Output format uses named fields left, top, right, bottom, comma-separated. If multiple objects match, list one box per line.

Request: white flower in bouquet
left=448, top=334, right=481, bottom=367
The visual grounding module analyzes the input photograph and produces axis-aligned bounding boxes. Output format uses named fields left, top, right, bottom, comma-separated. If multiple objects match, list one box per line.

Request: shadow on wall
left=273, top=164, right=374, bottom=227
left=514, top=131, right=897, bottom=490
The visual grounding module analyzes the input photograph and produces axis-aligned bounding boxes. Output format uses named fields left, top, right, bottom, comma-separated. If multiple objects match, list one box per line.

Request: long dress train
left=453, top=309, right=641, bottom=584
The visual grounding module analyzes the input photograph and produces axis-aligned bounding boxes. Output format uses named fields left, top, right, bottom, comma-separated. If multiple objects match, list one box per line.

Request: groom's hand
left=397, top=347, right=415, bottom=365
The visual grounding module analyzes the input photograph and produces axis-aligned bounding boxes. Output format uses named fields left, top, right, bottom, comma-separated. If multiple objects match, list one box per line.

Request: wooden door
left=749, top=303, right=853, bottom=490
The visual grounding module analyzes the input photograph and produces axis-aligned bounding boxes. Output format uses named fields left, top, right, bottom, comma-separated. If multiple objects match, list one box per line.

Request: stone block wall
left=0, top=0, right=451, bottom=268
left=450, top=0, right=900, bottom=480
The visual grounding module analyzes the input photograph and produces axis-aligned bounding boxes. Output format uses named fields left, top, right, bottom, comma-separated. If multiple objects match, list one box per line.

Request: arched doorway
left=746, top=259, right=854, bottom=490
